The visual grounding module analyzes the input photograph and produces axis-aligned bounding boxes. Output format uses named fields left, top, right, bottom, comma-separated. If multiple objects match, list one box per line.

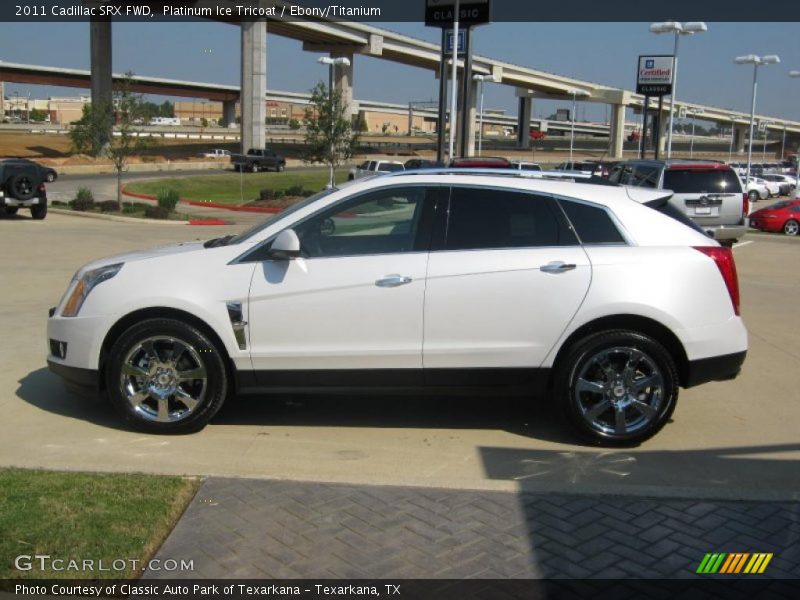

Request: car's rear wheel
left=250, top=163, right=259, bottom=173
left=784, top=219, right=799, bottom=236
left=748, top=190, right=759, bottom=203
left=30, top=204, right=47, bottom=220
left=276, top=163, right=285, bottom=172
left=106, top=318, right=228, bottom=434
left=554, top=330, right=678, bottom=446
left=4, top=206, right=18, bottom=216
left=46, top=171, right=56, bottom=183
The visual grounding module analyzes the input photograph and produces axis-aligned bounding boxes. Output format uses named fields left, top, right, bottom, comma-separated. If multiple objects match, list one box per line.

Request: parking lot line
left=733, top=241, right=753, bottom=248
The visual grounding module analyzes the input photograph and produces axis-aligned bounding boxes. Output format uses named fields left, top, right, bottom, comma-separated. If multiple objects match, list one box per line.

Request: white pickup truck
left=201, top=149, right=231, bottom=159
left=348, top=160, right=405, bottom=180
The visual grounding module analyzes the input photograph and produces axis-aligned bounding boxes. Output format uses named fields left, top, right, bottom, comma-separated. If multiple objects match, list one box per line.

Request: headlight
left=61, top=263, right=123, bottom=317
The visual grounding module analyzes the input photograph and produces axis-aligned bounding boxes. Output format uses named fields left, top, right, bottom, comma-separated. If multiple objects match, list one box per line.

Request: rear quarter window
left=663, top=169, right=743, bottom=194
left=558, top=200, right=626, bottom=244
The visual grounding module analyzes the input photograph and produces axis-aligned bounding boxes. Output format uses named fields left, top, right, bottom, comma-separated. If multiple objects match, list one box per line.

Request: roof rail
left=382, top=167, right=619, bottom=186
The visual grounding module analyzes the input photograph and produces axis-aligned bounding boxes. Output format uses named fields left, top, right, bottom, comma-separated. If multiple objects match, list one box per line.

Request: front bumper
left=47, top=359, right=99, bottom=396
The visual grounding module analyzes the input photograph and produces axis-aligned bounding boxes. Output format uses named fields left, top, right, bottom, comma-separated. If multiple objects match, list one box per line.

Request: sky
left=1, top=21, right=799, bottom=125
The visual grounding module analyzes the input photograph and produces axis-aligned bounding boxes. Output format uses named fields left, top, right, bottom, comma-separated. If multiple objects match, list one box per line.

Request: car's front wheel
left=554, top=330, right=679, bottom=446
left=276, top=163, right=285, bottom=172
left=106, top=318, right=228, bottom=433
left=784, top=219, right=799, bottom=236
left=748, top=190, right=759, bottom=203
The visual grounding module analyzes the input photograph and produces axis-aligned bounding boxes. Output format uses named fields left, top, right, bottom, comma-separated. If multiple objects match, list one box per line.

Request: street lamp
left=649, top=21, right=707, bottom=158
left=317, top=56, right=351, bottom=188
left=687, top=108, right=703, bottom=158
left=568, top=88, right=589, bottom=163
left=760, top=121, right=772, bottom=160
left=735, top=54, right=780, bottom=182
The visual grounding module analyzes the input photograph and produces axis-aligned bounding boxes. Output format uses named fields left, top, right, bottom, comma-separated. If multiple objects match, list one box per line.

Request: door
left=423, top=186, right=592, bottom=381
left=247, top=185, right=438, bottom=384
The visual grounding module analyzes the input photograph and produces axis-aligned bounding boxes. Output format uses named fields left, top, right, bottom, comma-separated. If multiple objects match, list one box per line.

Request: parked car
left=348, top=160, right=405, bottom=180
left=202, top=149, right=232, bottom=159
left=510, top=161, right=542, bottom=171
left=529, top=130, right=547, bottom=140
left=231, top=148, right=286, bottom=173
left=608, top=159, right=748, bottom=244
left=46, top=171, right=747, bottom=445
left=748, top=199, right=800, bottom=236
left=449, top=157, right=512, bottom=169
left=750, top=176, right=781, bottom=198
left=759, top=174, right=796, bottom=196
left=404, top=159, right=444, bottom=170
left=0, top=158, right=48, bottom=219
left=743, top=177, right=770, bottom=202
left=555, top=161, right=606, bottom=176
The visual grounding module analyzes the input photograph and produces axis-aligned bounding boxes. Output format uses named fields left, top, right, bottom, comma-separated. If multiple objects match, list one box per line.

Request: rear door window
left=662, top=169, right=742, bottom=194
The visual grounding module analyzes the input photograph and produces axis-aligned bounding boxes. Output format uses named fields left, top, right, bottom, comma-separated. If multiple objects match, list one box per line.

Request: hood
left=78, top=240, right=206, bottom=274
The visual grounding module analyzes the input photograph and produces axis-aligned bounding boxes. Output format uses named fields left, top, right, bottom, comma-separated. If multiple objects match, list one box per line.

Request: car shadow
left=16, top=367, right=129, bottom=431
left=17, top=367, right=583, bottom=444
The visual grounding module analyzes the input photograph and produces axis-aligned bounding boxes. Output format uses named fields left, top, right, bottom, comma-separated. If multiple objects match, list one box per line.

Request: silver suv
left=609, top=160, right=748, bottom=244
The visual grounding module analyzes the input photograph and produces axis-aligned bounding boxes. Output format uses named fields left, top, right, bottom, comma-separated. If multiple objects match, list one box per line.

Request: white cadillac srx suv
left=46, top=171, right=747, bottom=445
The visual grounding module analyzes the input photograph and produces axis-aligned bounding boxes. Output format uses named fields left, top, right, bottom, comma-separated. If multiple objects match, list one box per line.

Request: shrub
left=285, top=184, right=304, bottom=197
left=274, top=189, right=285, bottom=199
left=301, top=190, right=316, bottom=197
left=144, top=205, right=171, bottom=220
left=156, top=188, right=180, bottom=213
left=122, top=202, right=150, bottom=214
left=98, top=200, right=119, bottom=212
left=70, top=187, right=94, bottom=211
left=259, top=188, right=276, bottom=201
left=288, top=118, right=301, bottom=130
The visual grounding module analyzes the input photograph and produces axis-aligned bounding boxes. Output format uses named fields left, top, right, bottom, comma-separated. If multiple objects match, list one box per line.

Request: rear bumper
left=705, top=223, right=748, bottom=241
left=684, top=351, right=747, bottom=388
left=0, top=195, right=46, bottom=208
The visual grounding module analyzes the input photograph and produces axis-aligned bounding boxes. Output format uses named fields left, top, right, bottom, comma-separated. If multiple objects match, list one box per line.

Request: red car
left=748, top=199, right=800, bottom=236
left=529, top=130, right=547, bottom=140
left=449, top=157, right=512, bottom=168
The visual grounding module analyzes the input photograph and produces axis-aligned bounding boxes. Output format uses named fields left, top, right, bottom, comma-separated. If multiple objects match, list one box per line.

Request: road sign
left=445, top=29, right=466, bottom=54
left=425, top=0, right=490, bottom=27
left=678, top=106, right=687, bottom=119
left=636, top=55, right=675, bottom=96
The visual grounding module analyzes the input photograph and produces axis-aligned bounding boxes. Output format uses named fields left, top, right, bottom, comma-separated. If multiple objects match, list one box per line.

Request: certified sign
left=636, top=55, right=675, bottom=96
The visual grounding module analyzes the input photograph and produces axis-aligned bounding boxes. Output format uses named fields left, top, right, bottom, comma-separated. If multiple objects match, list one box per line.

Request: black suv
left=0, top=159, right=49, bottom=219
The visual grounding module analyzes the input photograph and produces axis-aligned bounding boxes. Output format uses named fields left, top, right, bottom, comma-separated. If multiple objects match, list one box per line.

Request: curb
left=49, top=207, right=187, bottom=225
left=122, top=187, right=282, bottom=214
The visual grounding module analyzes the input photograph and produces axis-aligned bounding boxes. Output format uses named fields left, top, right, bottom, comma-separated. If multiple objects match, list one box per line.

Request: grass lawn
left=0, top=469, right=199, bottom=579
left=124, top=168, right=348, bottom=206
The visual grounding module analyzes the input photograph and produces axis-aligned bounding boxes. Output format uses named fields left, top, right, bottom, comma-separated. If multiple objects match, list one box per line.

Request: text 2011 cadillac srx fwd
left=47, top=171, right=747, bottom=445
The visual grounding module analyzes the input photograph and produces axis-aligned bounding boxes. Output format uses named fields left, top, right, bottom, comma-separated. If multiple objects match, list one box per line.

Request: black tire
left=46, top=171, right=56, bottom=183
left=784, top=219, right=799, bottom=236
left=8, top=173, right=37, bottom=200
left=554, top=330, right=679, bottom=447
left=748, top=190, right=759, bottom=203
left=250, top=163, right=259, bottom=173
left=4, top=206, right=19, bottom=216
left=105, top=318, right=228, bottom=434
left=30, top=204, right=47, bottom=220
left=276, top=163, right=285, bottom=172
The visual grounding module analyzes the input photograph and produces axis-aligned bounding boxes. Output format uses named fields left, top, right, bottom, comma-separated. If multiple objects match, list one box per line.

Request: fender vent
left=226, top=302, right=248, bottom=350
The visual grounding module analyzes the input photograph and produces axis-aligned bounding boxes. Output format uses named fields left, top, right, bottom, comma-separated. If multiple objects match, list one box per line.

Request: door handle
left=541, top=261, right=577, bottom=274
left=375, top=275, right=413, bottom=287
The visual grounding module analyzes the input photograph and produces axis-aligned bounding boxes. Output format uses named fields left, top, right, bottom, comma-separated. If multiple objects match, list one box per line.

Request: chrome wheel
left=574, top=346, right=664, bottom=437
left=784, top=220, right=799, bottom=236
left=119, top=336, right=207, bottom=423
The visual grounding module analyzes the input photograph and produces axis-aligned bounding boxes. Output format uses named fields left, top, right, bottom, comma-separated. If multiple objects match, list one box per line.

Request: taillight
left=38, top=183, right=46, bottom=193
left=742, top=193, right=749, bottom=217
left=693, top=246, right=740, bottom=316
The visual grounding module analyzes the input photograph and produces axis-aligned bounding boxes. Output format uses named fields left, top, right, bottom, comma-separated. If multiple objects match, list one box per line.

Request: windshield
left=227, top=188, right=338, bottom=244
left=662, top=169, right=742, bottom=194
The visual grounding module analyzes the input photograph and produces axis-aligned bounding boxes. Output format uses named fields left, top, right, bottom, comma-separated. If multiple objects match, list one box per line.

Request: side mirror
left=267, top=229, right=301, bottom=260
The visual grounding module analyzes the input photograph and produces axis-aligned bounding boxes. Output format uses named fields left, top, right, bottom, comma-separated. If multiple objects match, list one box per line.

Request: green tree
left=288, top=118, right=301, bottom=130
left=69, top=102, right=114, bottom=156
left=159, top=101, right=174, bottom=118
left=303, top=82, right=359, bottom=186
left=28, top=108, right=48, bottom=122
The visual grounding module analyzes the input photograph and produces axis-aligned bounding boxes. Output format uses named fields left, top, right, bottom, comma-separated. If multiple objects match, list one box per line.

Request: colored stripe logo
left=697, top=552, right=773, bottom=574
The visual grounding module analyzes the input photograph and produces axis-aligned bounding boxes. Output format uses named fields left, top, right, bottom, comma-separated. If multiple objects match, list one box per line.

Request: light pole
left=473, top=74, right=487, bottom=156
left=688, top=108, right=703, bottom=158
left=568, top=88, right=589, bottom=163
left=735, top=54, right=780, bottom=182
left=318, top=56, right=351, bottom=188
left=448, top=0, right=460, bottom=161
left=649, top=21, right=707, bottom=159
left=784, top=71, right=800, bottom=188
left=761, top=121, right=771, bottom=160
left=728, top=123, right=736, bottom=162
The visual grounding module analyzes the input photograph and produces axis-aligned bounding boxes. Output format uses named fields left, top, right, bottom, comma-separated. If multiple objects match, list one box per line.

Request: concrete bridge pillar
left=516, top=89, right=533, bottom=149
left=734, top=123, right=749, bottom=154
left=331, top=52, right=355, bottom=122
left=222, top=100, right=237, bottom=127
left=456, top=80, right=478, bottom=157
left=609, top=103, right=626, bottom=159
left=240, top=20, right=267, bottom=152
